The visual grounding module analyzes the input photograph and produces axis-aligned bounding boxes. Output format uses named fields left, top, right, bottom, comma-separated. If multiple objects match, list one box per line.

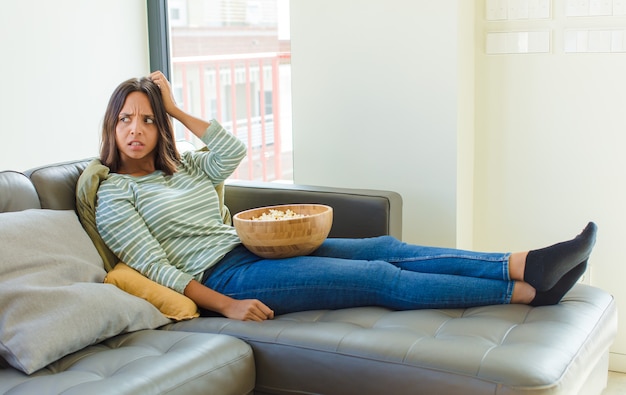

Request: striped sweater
left=96, top=120, right=247, bottom=293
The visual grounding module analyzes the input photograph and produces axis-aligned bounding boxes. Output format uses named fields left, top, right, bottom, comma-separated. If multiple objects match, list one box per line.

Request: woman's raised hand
left=149, top=70, right=178, bottom=116
left=148, top=70, right=211, bottom=138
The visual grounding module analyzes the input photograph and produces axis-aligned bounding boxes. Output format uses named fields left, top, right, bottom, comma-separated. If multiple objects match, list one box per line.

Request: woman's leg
left=205, top=246, right=514, bottom=315
left=313, top=221, right=597, bottom=290
left=311, top=236, right=511, bottom=281
left=205, top=222, right=596, bottom=314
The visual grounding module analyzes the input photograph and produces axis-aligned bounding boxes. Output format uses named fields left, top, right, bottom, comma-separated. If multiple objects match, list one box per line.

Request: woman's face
left=115, top=91, right=159, bottom=169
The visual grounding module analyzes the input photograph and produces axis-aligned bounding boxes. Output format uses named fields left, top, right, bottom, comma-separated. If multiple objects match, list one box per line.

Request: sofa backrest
left=0, top=171, right=41, bottom=213
left=1, top=159, right=403, bottom=239
left=0, top=159, right=91, bottom=214
left=26, top=159, right=91, bottom=211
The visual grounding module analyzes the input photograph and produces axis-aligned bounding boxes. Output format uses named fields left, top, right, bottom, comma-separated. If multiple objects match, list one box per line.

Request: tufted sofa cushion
left=0, top=330, right=255, bottom=395
left=165, top=284, right=616, bottom=395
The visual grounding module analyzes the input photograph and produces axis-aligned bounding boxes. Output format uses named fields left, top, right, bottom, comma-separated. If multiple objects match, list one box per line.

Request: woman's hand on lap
left=225, top=299, right=275, bottom=321
left=184, top=280, right=274, bottom=321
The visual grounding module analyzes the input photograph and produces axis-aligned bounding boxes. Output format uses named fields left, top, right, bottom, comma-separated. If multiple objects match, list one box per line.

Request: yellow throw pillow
left=104, top=263, right=199, bottom=321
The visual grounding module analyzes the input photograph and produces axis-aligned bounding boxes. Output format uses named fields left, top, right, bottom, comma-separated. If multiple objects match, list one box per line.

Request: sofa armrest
left=224, top=180, right=403, bottom=239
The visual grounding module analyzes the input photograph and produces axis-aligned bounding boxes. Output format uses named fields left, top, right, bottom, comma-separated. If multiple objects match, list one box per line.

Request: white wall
left=456, top=1, right=477, bottom=250
left=474, top=0, right=626, bottom=371
left=291, top=0, right=472, bottom=248
left=0, top=0, right=150, bottom=171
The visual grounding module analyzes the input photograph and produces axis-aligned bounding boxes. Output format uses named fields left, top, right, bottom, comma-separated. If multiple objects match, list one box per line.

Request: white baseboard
left=609, top=352, right=626, bottom=373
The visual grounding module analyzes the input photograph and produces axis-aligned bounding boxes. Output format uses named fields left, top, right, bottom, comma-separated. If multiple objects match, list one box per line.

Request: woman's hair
left=100, top=77, right=180, bottom=175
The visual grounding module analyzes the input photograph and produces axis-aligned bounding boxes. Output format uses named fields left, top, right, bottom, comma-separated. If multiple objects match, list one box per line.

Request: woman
left=95, top=71, right=597, bottom=321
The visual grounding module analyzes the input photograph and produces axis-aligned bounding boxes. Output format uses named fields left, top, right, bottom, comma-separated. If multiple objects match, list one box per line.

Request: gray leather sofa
left=0, top=159, right=618, bottom=395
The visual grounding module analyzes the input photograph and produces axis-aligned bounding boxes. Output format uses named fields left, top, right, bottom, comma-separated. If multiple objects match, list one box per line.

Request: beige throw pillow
left=0, top=210, right=170, bottom=374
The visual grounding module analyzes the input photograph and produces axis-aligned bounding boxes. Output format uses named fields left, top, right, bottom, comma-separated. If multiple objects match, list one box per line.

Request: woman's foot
left=523, top=222, right=596, bottom=291
left=530, top=261, right=587, bottom=306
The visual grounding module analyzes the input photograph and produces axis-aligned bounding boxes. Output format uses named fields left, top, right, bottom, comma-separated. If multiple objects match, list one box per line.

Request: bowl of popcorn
left=233, top=204, right=333, bottom=259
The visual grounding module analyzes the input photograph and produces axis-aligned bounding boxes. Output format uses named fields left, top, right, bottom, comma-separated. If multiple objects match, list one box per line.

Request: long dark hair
left=100, top=77, right=180, bottom=175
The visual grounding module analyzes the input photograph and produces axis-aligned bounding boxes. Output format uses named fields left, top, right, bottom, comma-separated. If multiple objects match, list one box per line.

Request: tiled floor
left=604, top=371, right=626, bottom=394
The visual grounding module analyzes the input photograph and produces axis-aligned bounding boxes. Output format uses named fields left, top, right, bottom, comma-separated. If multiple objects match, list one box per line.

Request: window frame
left=146, top=0, right=171, bottom=79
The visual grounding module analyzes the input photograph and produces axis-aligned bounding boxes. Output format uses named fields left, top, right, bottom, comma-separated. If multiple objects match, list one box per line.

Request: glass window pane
left=168, top=0, right=292, bottom=182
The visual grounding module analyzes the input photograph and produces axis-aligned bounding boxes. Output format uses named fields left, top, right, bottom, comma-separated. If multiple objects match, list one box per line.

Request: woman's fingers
left=255, top=300, right=275, bottom=320
left=149, top=71, right=177, bottom=114
left=244, top=300, right=275, bottom=321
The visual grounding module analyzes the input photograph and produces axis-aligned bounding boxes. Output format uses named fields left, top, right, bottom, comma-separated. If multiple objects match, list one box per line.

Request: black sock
left=530, top=261, right=587, bottom=306
left=524, top=222, right=597, bottom=291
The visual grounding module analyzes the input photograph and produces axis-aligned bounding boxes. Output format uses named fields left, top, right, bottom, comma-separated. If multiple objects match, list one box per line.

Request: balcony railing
left=171, top=52, right=292, bottom=182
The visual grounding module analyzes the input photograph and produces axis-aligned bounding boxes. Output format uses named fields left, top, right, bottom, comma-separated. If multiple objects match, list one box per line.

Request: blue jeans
left=204, top=236, right=514, bottom=315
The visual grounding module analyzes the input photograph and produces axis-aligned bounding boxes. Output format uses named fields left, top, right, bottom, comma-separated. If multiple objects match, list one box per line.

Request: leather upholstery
left=4, top=159, right=403, bottom=239
left=26, top=159, right=90, bottom=210
left=225, top=180, right=403, bottom=239
left=0, top=331, right=254, bottom=395
left=165, top=285, right=616, bottom=395
left=0, top=171, right=40, bottom=212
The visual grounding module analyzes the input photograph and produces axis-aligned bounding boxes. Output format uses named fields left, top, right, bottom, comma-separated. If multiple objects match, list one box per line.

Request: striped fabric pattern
left=96, top=120, right=247, bottom=293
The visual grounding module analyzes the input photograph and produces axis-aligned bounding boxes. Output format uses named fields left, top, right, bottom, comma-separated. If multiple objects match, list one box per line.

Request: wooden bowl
left=233, top=204, right=333, bottom=259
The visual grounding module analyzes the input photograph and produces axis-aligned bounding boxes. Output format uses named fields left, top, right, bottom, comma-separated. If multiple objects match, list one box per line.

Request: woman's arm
left=150, top=70, right=246, bottom=184
left=190, top=121, right=247, bottom=184
left=150, top=70, right=210, bottom=139
left=96, top=181, right=195, bottom=292
left=141, top=71, right=271, bottom=320
left=97, top=179, right=273, bottom=321
left=184, top=280, right=274, bottom=321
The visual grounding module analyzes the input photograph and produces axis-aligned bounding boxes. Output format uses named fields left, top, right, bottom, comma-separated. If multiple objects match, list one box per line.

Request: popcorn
left=252, top=208, right=306, bottom=221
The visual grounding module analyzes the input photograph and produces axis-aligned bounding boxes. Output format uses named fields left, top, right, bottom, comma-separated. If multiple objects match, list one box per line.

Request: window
left=147, top=0, right=292, bottom=182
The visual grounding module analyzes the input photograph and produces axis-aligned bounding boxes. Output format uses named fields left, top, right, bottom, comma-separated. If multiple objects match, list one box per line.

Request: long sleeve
left=95, top=120, right=245, bottom=293
left=95, top=181, right=195, bottom=292
left=186, top=120, right=247, bottom=185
